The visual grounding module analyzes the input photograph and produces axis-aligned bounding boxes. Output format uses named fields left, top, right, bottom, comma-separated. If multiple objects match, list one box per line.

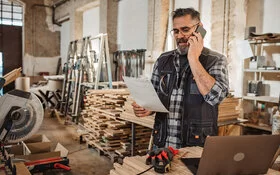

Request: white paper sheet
left=236, top=40, right=254, bottom=59
left=123, top=76, right=169, bottom=113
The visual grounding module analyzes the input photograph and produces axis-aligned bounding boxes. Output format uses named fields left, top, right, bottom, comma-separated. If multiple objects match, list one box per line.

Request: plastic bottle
left=272, top=111, right=280, bottom=135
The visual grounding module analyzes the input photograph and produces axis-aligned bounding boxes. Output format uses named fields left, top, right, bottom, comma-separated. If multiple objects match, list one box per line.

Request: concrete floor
left=36, top=111, right=113, bottom=175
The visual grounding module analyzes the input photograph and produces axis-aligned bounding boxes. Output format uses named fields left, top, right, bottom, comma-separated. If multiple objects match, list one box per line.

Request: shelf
left=244, top=69, right=280, bottom=73
left=243, top=96, right=279, bottom=103
left=218, top=118, right=248, bottom=127
left=239, top=123, right=272, bottom=132
left=249, top=38, right=280, bottom=44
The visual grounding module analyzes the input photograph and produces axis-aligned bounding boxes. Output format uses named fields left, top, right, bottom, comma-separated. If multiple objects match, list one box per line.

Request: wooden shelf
left=243, top=96, right=279, bottom=103
left=249, top=38, right=280, bottom=44
left=239, top=123, right=272, bottom=132
left=218, top=118, right=248, bottom=127
left=244, top=69, right=280, bottom=73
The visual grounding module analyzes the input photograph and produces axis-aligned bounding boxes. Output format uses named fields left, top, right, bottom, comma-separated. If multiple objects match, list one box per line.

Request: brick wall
left=21, top=0, right=61, bottom=75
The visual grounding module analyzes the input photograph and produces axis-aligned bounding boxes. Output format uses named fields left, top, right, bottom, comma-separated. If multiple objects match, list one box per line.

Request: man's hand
left=132, top=101, right=153, bottom=117
left=187, top=31, right=204, bottom=62
left=186, top=30, right=216, bottom=96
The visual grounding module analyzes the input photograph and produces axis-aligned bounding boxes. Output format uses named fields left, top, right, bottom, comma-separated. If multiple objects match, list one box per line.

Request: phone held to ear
left=195, top=26, right=207, bottom=39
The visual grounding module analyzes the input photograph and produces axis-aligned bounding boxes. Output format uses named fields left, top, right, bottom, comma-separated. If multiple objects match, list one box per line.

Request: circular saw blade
left=6, top=93, right=44, bottom=143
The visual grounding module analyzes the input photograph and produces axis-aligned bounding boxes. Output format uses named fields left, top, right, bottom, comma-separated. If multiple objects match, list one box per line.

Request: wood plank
left=87, top=89, right=130, bottom=95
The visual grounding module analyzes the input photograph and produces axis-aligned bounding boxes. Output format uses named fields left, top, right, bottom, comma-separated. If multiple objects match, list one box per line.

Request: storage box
left=7, top=134, right=68, bottom=161
left=24, top=134, right=50, bottom=143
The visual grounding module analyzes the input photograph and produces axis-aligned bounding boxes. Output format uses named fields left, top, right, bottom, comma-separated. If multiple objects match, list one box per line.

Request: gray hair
left=172, top=8, right=200, bottom=21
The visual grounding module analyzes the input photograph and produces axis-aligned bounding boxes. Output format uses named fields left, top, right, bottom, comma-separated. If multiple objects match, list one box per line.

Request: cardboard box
left=5, top=134, right=68, bottom=175
left=24, top=134, right=50, bottom=143
left=7, top=134, right=51, bottom=156
left=7, top=134, right=68, bottom=161
left=14, top=162, right=31, bottom=175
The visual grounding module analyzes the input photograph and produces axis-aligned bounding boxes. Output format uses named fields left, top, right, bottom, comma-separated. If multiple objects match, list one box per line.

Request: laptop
left=181, top=135, right=280, bottom=175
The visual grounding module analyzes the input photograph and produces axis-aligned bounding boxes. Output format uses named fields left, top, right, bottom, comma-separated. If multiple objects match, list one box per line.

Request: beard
left=176, top=38, right=189, bottom=55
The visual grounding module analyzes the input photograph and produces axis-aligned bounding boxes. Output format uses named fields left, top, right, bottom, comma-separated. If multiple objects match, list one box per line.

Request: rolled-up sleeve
left=203, top=55, right=229, bottom=106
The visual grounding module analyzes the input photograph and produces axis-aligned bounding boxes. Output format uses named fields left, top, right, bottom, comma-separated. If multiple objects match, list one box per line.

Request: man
left=132, top=8, right=228, bottom=149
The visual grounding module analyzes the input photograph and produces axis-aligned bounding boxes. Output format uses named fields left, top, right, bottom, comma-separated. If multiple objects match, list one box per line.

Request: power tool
left=0, top=89, right=44, bottom=143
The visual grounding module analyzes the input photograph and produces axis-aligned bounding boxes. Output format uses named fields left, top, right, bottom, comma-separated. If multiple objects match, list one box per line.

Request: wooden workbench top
left=110, top=146, right=280, bottom=175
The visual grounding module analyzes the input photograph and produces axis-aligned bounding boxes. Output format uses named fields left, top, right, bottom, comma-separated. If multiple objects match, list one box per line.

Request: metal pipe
left=53, top=0, right=69, bottom=8
left=52, top=0, right=70, bottom=26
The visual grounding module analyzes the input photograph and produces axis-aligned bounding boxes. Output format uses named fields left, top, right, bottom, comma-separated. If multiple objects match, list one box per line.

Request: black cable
left=136, top=166, right=154, bottom=175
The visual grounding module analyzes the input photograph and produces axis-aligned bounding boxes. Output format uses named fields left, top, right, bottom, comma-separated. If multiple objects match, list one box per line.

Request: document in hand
left=123, top=76, right=169, bottom=113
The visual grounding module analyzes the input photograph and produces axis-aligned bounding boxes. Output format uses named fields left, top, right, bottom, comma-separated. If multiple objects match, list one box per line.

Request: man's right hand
left=132, top=101, right=153, bottom=117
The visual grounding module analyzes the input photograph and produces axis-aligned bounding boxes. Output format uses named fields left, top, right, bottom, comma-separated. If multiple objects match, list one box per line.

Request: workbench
left=110, top=146, right=280, bottom=175
left=120, top=116, right=247, bottom=156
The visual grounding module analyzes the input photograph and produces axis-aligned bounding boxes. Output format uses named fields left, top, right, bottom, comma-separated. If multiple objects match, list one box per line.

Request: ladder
left=92, top=33, right=112, bottom=89
left=60, top=33, right=112, bottom=123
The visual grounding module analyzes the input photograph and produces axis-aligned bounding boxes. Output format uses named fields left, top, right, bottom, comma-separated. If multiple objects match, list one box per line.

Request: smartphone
left=195, top=25, right=207, bottom=39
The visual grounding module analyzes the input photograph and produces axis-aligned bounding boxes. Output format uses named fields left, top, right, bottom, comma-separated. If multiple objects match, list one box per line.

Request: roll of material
left=15, top=77, right=30, bottom=92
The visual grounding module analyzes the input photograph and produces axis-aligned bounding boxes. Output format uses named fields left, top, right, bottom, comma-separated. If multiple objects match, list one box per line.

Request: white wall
left=262, top=0, right=280, bottom=97
left=174, top=0, right=199, bottom=10
left=262, top=0, right=280, bottom=65
left=60, top=21, right=70, bottom=67
left=200, top=0, right=212, bottom=49
left=23, top=54, right=60, bottom=76
left=83, top=6, right=100, bottom=54
left=263, top=0, right=280, bottom=33
left=83, top=7, right=100, bottom=37
left=117, top=0, right=148, bottom=50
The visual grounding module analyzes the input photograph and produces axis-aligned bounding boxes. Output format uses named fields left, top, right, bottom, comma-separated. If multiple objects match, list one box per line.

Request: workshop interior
left=0, top=0, right=280, bottom=174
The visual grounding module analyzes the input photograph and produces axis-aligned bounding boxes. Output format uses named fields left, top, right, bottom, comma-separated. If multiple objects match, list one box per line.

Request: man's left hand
left=132, top=101, right=153, bottom=117
left=187, top=31, right=204, bottom=62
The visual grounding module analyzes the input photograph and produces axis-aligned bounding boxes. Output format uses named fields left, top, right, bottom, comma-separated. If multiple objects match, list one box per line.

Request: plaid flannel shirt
left=151, top=49, right=229, bottom=148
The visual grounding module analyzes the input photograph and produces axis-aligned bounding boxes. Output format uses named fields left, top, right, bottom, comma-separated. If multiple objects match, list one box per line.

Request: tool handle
left=54, top=163, right=71, bottom=171
left=25, top=157, right=62, bottom=166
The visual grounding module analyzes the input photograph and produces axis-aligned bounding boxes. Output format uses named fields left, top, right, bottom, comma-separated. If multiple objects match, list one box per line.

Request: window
left=0, top=0, right=23, bottom=26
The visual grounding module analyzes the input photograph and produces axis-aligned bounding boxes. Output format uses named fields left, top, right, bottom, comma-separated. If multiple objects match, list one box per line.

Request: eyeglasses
left=170, top=22, right=199, bottom=37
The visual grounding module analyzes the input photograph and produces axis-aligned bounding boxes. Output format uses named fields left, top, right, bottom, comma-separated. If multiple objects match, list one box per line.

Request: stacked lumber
left=111, top=81, right=127, bottom=89
left=81, top=88, right=152, bottom=157
left=110, top=146, right=203, bottom=175
left=115, top=125, right=152, bottom=156
left=218, top=97, right=241, bottom=121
